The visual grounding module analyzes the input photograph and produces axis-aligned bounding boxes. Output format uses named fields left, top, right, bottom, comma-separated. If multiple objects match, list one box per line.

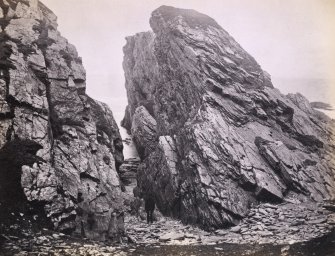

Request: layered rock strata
left=119, top=157, right=140, bottom=189
left=0, top=0, right=124, bottom=239
left=122, top=6, right=335, bottom=229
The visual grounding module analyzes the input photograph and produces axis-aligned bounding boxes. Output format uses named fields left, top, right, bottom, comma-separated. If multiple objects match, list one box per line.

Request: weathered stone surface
left=121, top=32, right=158, bottom=132
left=119, top=157, right=140, bottom=187
left=122, top=6, right=335, bottom=230
left=131, top=106, right=157, bottom=159
left=138, top=135, right=180, bottom=215
left=0, top=0, right=125, bottom=240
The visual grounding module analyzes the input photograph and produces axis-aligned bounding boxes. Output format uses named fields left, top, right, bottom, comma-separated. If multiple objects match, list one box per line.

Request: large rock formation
left=0, top=0, right=125, bottom=240
left=122, top=6, right=335, bottom=229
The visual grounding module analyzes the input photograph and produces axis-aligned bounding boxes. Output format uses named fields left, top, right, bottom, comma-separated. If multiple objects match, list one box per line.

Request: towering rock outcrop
left=122, top=6, right=335, bottom=229
left=0, top=0, right=124, bottom=239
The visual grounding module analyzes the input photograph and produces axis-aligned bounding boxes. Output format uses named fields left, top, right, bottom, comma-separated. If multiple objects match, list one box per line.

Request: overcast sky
left=42, top=0, right=335, bottom=122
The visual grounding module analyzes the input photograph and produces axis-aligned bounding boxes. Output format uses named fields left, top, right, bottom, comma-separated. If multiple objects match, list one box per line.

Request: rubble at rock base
left=2, top=201, right=335, bottom=255
left=125, top=202, right=335, bottom=246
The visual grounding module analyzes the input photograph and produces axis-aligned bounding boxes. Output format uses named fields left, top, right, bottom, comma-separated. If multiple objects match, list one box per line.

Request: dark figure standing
left=144, top=195, right=155, bottom=224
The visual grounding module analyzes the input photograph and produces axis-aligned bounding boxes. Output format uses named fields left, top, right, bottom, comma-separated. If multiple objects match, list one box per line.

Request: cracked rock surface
left=122, top=5, right=335, bottom=230
left=0, top=0, right=125, bottom=240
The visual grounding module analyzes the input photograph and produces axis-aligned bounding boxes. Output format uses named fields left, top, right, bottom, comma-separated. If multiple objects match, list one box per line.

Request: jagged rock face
left=131, top=106, right=157, bottom=159
left=123, top=6, right=335, bottom=229
left=119, top=157, right=140, bottom=188
left=0, top=0, right=124, bottom=239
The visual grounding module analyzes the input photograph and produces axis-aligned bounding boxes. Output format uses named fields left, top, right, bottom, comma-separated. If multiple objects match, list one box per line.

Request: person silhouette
left=144, top=194, right=155, bottom=224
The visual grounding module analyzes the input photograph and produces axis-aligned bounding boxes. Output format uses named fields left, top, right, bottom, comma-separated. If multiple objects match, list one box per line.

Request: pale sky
left=41, top=0, right=335, bottom=122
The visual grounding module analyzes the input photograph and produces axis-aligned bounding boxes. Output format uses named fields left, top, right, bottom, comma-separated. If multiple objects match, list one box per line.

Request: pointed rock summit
left=122, top=6, right=335, bottom=229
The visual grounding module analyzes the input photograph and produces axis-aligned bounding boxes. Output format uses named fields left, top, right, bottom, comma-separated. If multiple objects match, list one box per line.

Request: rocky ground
left=126, top=200, right=335, bottom=246
left=1, top=200, right=335, bottom=255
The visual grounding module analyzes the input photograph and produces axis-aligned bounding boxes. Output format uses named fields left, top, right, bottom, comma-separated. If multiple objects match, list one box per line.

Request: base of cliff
left=1, top=201, right=335, bottom=255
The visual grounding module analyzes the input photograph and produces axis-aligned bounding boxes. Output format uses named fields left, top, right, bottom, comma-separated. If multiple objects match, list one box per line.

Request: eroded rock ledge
left=122, top=6, right=335, bottom=230
left=0, top=0, right=125, bottom=240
